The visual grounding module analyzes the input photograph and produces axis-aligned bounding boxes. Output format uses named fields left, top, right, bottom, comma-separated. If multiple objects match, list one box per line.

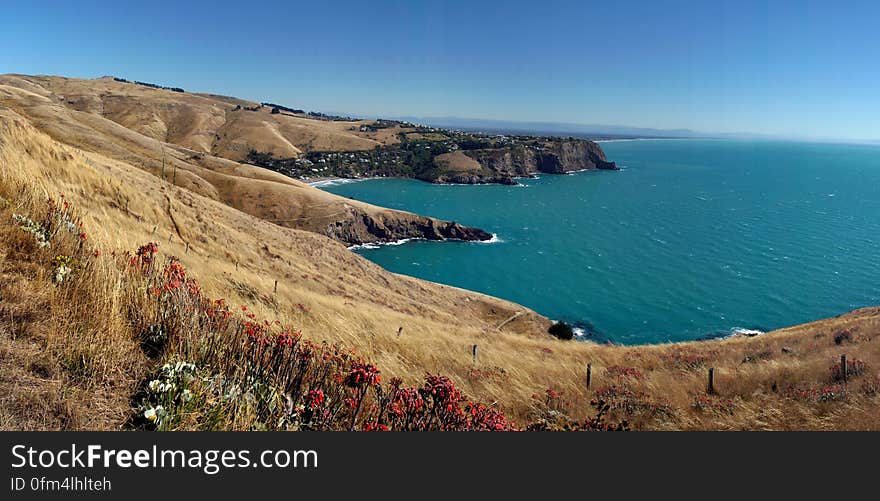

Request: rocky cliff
left=324, top=210, right=493, bottom=245
left=427, top=139, right=617, bottom=184
left=0, top=74, right=494, bottom=247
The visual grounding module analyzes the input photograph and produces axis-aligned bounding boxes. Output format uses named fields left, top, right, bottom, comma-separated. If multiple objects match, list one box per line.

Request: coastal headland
left=1, top=74, right=878, bottom=431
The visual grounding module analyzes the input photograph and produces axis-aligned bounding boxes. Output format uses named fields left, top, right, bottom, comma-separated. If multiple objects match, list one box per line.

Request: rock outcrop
left=323, top=211, right=493, bottom=245
left=426, top=139, right=617, bottom=184
left=0, top=74, right=494, bottom=247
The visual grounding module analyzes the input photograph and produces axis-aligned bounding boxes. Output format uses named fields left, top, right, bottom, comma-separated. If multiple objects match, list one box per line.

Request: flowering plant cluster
left=120, top=243, right=528, bottom=431
left=605, top=365, right=645, bottom=380
left=9, top=197, right=101, bottom=295
left=531, top=387, right=572, bottom=413
left=52, top=255, right=76, bottom=284
left=137, top=361, right=199, bottom=430
left=12, top=213, right=51, bottom=248
left=130, top=242, right=159, bottom=272
left=784, top=385, right=848, bottom=402
left=691, top=394, right=736, bottom=415
left=830, top=359, right=867, bottom=383
left=12, top=196, right=86, bottom=250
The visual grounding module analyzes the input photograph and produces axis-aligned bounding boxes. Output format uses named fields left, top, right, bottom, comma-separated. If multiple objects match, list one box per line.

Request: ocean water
left=322, top=140, right=880, bottom=344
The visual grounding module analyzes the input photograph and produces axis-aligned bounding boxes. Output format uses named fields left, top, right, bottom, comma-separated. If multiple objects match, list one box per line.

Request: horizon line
left=4, top=71, right=878, bottom=145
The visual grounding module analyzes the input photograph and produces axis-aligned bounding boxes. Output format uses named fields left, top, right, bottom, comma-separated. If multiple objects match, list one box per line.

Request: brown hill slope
left=0, top=74, right=486, bottom=245
left=0, top=108, right=554, bottom=426
left=0, top=77, right=878, bottom=430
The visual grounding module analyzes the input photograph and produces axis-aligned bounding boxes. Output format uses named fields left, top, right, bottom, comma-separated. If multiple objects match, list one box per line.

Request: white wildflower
left=144, top=406, right=158, bottom=422
left=53, top=264, right=71, bottom=284
left=12, top=214, right=50, bottom=248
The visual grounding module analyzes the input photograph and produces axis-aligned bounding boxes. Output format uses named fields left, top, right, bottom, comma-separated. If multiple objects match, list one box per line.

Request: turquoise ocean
left=321, top=140, right=880, bottom=344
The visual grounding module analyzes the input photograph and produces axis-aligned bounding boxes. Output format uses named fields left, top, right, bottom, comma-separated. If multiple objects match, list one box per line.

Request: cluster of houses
left=246, top=121, right=574, bottom=181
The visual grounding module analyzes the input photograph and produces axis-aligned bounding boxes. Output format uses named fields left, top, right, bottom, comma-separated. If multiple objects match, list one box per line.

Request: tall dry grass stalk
left=1, top=109, right=878, bottom=430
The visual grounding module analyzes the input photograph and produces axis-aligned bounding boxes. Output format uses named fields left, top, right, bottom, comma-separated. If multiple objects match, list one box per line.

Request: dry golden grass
left=1, top=85, right=878, bottom=430
left=0, top=74, right=477, bottom=243
left=0, top=74, right=380, bottom=159
left=433, top=151, right=485, bottom=173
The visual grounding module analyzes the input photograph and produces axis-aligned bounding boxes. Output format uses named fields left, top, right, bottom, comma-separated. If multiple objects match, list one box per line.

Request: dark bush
left=548, top=322, right=574, bottom=340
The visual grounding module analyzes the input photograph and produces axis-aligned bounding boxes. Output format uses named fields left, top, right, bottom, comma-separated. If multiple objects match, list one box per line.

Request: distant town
left=245, top=119, right=615, bottom=183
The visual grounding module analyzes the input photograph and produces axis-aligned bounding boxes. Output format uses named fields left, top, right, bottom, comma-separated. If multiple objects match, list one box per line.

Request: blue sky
left=2, top=0, right=878, bottom=140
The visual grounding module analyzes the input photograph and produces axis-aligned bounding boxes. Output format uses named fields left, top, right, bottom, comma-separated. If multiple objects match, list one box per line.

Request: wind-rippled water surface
left=323, top=140, right=880, bottom=344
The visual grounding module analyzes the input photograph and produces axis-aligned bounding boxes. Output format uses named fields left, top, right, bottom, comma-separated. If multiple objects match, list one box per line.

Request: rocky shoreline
left=323, top=210, right=494, bottom=246
left=425, top=139, right=618, bottom=185
left=309, top=139, right=618, bottom=244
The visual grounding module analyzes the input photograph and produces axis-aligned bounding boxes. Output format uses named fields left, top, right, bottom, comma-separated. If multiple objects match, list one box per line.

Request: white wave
left=565, top=168, right=595, bottom=175
left=308, top=178, right=370, bottom=188
left=729, top=327, right=766, bottom=338
left=348, top=234, right=499, bottom=251
left=348, top=242, right=382, bottom=250
left=348, top=238, right=410, bottom=250
left=385, top=238, right=412, bottom=246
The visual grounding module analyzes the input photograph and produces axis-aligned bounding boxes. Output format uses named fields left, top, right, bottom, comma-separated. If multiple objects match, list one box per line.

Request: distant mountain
left=386, top=116, right=703, bottom=139
left=380, top=117, right=880, bottom=144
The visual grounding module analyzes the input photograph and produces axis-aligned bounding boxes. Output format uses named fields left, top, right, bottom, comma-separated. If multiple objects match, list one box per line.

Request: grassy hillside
left=0, top=75, right=487, bottom=245
left=1, top=82, right=878, bottom=430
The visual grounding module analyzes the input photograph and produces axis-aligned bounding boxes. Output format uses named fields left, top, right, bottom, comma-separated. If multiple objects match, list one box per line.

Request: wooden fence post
left=472, top=345, right=478, bottom=365
left=273, top=280, right=278, bottom=294
left=586, top=363, right=592, bottom=389
left=185, top=242, right=189, bottom=254
left=707, top=367, right=715, bottom=395
left=841, top=354, right=847, bottom=383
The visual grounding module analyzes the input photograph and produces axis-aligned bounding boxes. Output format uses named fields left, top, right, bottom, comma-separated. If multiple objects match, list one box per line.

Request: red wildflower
left=606, top=365, right=645, bottom=380
left=244, top=321, right=268, bottom=345
left=465, top=402, right=515, bottom=431
left=131, top=242, right=159, bottom=270
left=276, top=330, right=296, bottom=348
left=344, top=362, right=381, bottom=388
left=305, top=389, right=325, bottom=410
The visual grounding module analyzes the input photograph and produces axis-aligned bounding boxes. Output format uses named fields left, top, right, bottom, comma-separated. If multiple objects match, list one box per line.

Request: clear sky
left=2, top=0, right=878, bottom=140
